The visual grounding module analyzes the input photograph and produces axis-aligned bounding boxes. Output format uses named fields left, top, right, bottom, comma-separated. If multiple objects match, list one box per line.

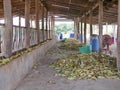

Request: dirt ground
left=15, top=42, right=120, bottom=90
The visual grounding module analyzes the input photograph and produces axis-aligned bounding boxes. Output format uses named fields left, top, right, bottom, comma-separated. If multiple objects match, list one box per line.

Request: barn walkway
left=15, top=42, right=120, bottom=90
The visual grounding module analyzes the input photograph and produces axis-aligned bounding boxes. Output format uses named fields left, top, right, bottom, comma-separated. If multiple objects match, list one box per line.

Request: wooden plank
left=84, top=16, right=86, bottom=43
left=117, top=0, right=120, bottom=70
left=90, top=11, right=93, bottom=36
left=25, top=0, right=30, bottom=48
left=35, top=0, right=40, bottom=44
left=82, top=3, right=99, bottom=17
left=98, top=0, right=103, bottom=53
left=3, top=0, right=13, bottom=57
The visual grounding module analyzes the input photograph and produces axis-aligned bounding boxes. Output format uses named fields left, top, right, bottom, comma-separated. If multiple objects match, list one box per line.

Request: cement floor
left=15, top=42, right=120, bottom=90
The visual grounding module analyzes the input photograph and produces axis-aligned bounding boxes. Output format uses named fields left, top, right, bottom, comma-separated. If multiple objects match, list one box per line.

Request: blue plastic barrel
left=90, top=35, right=99, bottom=52
left=70, top=33, right=74, bottom=38
left=60, top=34, right=63, bottom=39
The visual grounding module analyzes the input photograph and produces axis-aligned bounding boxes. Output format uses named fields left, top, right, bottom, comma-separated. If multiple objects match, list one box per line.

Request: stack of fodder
left=50, top=53, right=119, bottom=80
left=59, top=39, right=85, bottom=51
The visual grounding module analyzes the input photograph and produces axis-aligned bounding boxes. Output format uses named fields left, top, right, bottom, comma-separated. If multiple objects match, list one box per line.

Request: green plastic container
left=61, top=38, right=67, bottom=42
left=79, top=45, right=91, bottom=54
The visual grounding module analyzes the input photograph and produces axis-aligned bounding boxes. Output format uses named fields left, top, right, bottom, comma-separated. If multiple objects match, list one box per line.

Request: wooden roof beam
left=82, top=2, right=99, bottom=18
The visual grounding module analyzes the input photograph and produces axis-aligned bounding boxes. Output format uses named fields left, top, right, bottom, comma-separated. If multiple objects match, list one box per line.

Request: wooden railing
left=0, top=24, right=53, bottom=57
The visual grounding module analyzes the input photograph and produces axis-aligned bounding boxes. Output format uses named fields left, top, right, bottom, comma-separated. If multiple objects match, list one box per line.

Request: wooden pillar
left=46, top=9, right=48, bottom=40
left=19, top=15, right=21, bottom=40
left=90, top=11, right=93, bottom=36
left=84, top=16, right=86, bottom=43
left=3, top=0, right=13, bottom=57
left=81, top=18, right=83, bottom=43
left=74, top=18, right=79, bottom=39
left=78, top=22, right=80, bottom=34
left=51, top=16, right=55, bottom=39
left=74, top=21, right=75, bottom=37
left=41, top=6, right=44, bottom=41
left=35, top=0, right=40, bottom=44
left=74, top=19, right=77, bottom=39
left=49, top=16, right=51, bottom=39
left=18, top=15, right=21, bottom=48
left=19, top=16, right=21, bottom=29
left=98, top=0, right=103, bottom=53
left=30, top=16, right=32, bottom=28
left=117, top=0, right=120, bottom=70
left=25, top=0, right=30, bottom=48
left=77, top=18, right=79, bottom=39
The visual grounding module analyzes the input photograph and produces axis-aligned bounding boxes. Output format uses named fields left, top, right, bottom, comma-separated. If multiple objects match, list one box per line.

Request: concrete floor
left=15, top=42, right=120, bottom=90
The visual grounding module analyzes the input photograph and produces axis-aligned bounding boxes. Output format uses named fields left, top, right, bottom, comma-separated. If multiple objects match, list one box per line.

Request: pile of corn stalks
left=0, top=41, right=49, bottom=66
left=59, top=39, right=85, bottom=51
left=50, top=53, right=120, bottom=80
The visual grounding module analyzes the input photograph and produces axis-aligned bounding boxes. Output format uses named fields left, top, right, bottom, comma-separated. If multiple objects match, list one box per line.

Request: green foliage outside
left=55, top=23, right=74, bottom=35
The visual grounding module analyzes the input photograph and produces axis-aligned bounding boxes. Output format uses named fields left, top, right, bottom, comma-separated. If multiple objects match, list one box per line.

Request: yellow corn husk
left=59, top=39, right=85, bottom=51
left=50, top=53, right=120, bottom=80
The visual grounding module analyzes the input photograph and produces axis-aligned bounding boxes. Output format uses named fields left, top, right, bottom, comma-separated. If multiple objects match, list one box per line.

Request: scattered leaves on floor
left=50, top=53, right=120, bottom=80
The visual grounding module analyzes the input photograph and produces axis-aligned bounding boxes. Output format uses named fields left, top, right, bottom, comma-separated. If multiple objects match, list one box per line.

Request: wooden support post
left=46, top=10, right=48, bottom=40
left=84, top=16, right=86, bottom=43
left=18, top=15, right=21, bottom=49
left=81, top=18, right=83, bottom=43
left=30, top=16, right=33, bottom=28
left=74, top=18, right=79, bottom=39
left=44, top=8, right=46, bottom=41
left=35, top=0, right=40, bottom=44
left=51, top=16, right=55, bottom=39
left=38, top=8, right=42, bottom=43
left=49, top=17, right=51, bottom=39
left=74, top=21, right=75, bottom=37
left=3, top=0, right=13, bottom=57
left=25, top=0, right=30, bottom=48
left=78, top=22, right=80, bottom=34
left=19, top=15, right=21, bottom=38
left=74, top=19, right=77, bottom=39
left=77, top=18, right=79, bottom=39
left=98, top=0, right=103, bottom=53
left=90, top=11, right=93, bottom=36
left=51, top=16, right=53, bottom=39
left=19, top=16, right=21, bottom=29
left=41, top=6, right=44, bottom=41
left=117, top=0, right=120, bottom=70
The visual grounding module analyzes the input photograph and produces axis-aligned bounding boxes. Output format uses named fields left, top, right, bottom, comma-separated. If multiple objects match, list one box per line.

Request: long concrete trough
left=0, top=39, right=56, bottom=90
